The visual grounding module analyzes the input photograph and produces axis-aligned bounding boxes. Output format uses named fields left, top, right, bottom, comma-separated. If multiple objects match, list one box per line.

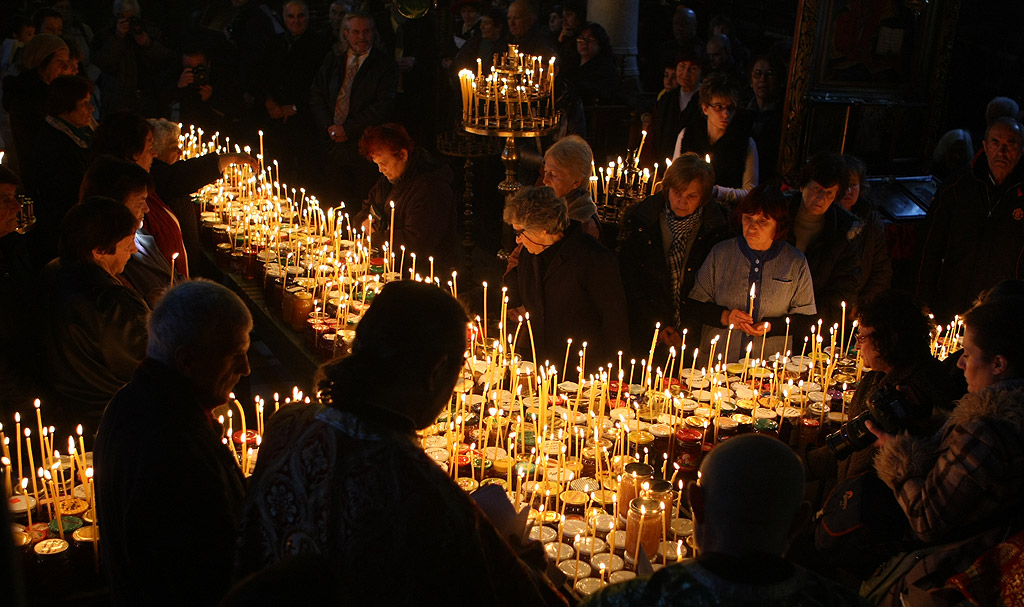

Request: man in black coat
left=917, top=117, right=1024, bottom=322
left=619, top=154, right=732, bottom=362
left=309, top=11, right=398, bottom=204
left=95, top=280, right=251, bottom=606
left=504, top=186, right=628, bottom=371
left=260, top=0, right=329, bottom=180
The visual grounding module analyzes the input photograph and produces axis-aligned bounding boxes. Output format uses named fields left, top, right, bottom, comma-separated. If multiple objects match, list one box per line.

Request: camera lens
left=824, top=410, right=877, bottom=460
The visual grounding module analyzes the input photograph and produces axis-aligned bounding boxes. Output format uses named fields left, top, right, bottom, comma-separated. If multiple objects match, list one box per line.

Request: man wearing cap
left=1, top=34, right=70, bottom=168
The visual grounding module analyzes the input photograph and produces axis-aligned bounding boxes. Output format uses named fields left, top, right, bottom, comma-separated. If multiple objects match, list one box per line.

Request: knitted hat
left=21, top=34, right=68, bottom=71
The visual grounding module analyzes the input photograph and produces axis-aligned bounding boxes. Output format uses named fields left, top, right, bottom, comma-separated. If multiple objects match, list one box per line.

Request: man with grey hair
left=584, top=435, right=866, bottom=606
left=95, top=280, right=251, bottom=606
left=503, top=185, right=627, bottom=371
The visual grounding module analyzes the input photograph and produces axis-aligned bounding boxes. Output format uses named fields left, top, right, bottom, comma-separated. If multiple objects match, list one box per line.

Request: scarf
left=665, top=203, right=703, bottom=327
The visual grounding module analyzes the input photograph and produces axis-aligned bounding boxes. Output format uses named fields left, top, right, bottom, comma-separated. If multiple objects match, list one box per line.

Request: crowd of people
left=1, top=1, right=1024, bottom=605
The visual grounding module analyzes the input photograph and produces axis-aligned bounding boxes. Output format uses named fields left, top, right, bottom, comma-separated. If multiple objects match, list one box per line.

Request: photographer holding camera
left=93, top=0, right=173, bottom=115
left=798, top=290, right=959, bottom=582
left=169, top=45, right=242, bottom=137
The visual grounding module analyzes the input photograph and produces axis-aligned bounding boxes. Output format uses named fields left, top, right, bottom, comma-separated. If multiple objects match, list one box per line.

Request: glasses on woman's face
left=576, top=36, right=597, bottom=44
left=515, top=227, right=549, bottom=249
left=751, top=69, right=776, bottom=79
left=855, top=330, right=875, bottom=344
left=707, top=103, right=737, bottom=114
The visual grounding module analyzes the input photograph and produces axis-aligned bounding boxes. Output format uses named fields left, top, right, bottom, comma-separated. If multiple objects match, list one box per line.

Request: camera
left=825, top=385, right=916, bottom=460
left=129, top=17, right=145, bottom=36
left=191, top=65, right=210, bottom=87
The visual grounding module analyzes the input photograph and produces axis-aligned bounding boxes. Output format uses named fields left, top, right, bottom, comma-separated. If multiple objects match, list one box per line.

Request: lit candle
left=748, top=283, right=756, bottom=317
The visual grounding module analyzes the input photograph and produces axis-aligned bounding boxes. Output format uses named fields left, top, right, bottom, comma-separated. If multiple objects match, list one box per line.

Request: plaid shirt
left=875, top=381, right=1024, bottom=543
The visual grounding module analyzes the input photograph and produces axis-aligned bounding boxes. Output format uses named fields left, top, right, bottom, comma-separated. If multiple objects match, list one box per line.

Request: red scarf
left=144, top=192, right=189, bottom=278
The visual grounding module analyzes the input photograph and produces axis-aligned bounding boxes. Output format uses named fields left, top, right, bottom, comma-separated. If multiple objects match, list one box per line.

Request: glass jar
left=616, top=463, right=654, bottom=516
left=624, top=497, right=662, bottom=564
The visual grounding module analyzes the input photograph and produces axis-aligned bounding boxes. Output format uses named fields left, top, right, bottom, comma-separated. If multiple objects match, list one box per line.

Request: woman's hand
left=218, top=153, right=258, bottom=173
left=864, top=419, right=894, bottom=449
left=741, top=321, right=770, bottom=337
left=722, top=308, right=753, bottom=328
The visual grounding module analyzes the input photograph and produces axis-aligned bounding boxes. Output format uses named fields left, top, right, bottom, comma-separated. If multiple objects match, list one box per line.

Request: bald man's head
left=507, top=0, right=536, bottom=38
left=689, top=435, right=808, bottom=557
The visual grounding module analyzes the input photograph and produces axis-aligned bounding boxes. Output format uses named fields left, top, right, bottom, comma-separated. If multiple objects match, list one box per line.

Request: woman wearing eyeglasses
left=564, top=22, right=619, bottom=106
left=684, top=184, right=815, bottom=362
left=673, top=72, right=758, bottom=206
left=502, top=185, right=628, bottom=371
left=746, top=53, right=785, bottom=181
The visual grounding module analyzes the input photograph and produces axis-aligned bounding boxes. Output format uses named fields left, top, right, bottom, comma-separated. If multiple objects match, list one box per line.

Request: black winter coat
left=916, top=153, right=1024, bottom=322
left=785, top=193, right=862, bottom=337
left=617, top=194, right=732, bottom=359
left=95, top=359, right=245, bottom=606
left=506, top=222, right=629, bottom=370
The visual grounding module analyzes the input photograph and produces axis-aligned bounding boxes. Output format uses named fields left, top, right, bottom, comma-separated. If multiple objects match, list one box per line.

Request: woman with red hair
left=354, top=123, right=459, bottom=273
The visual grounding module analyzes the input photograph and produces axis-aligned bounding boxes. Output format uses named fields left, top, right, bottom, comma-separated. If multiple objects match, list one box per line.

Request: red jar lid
left=675, top=427, right=703, bottom=443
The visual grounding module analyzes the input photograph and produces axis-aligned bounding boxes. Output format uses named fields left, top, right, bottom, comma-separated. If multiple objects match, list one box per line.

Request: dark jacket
left=1, top=69, right=47, bottom=163
left=41, top=260, right=149, bottom=434
left=678, top=110, right=754, bottom=189
left=916, top=152, right=1024, bottom=322
left=650, top=86, right=702, bottom=164
left=309, top=47, right=399, bottom=145
left=806, top=356, right=958, bottom=488
left=95, top=359, right=245, bottom=606
left=25, top=117, right=92, bottom=267
left=849, top=200, right=892, bottom=306
left=150, top=155, right=222, bottom=275
left=506, top=221, right=629, bottom=369
left=618, top=194, right=731, bottom=358
left=566, top=54, right=620, bottom=106
left=93, top=24, right=175, bottom=114
left=785, top=194, right=862, bottom=335
left=263, top=29, right=330, bottom=109
left=354, top=147, right=460, bottom=273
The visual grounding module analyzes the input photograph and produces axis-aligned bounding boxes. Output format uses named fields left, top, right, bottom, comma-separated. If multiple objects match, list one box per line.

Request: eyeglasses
left=855, top=330, right=875, bottom=344
left=576, top=37, right=598, bottom=44
left=707, top=103, right=736, bottom=113
left=514, top=227, right=550, bottom=250
left=751, top=69, right=776, bottom=78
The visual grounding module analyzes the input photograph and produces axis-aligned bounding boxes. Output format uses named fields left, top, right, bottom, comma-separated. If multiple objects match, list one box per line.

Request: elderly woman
left=565, top=22, right=620, bottom=106
left=786, top=152, right=861, bottom=334
left=674, top=72, right=758, bottom=206
left=354, top=123, right=459, bottom=274
left=42, top=197, right=148, bottom=434
left=870, top=295, right=1024, bottom=602
left=839, top=155, right=891, bottom=307
left=618, top=153, right=731, bottom=359
left=504, top=185, right=628, bottom=370
left=686, top=184, right=815, bottom=361
left=542, top=134, right=600, bottom=238
left=23, top=75, right=95, bottom=266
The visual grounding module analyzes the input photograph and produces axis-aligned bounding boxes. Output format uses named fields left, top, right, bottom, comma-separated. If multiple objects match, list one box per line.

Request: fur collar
left=947, top=384, right=1024, bottom=433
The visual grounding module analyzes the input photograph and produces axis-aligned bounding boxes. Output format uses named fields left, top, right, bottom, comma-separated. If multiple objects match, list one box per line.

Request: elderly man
left=917, top=117, right=1024, bottom=322
left=95, top=280, right=251, bottom=606
left=618, top=153, right=731, bottom=360
left=584, top=435, right=866, bottom=606
left=506, top=0, right=558, bottom=61
left=310, top=11, right=398, bottom=203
